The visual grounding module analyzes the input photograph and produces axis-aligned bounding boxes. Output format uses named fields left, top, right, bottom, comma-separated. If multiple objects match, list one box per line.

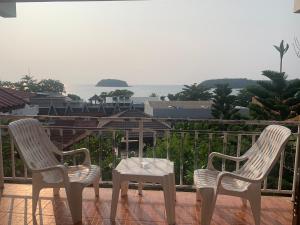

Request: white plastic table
left=110, top=157, right=176, bottom=225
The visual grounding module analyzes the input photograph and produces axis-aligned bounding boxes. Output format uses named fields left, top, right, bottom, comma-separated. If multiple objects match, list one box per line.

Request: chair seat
left=68, top=165, right=100, bottom=185
left=42, top=165, right=100, bottom=185
left=194, top=169, right=249, bottom=192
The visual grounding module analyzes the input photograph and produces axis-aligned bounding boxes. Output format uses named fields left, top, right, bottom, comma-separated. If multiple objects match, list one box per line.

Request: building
left=144, top=101, right=213, bottom=119
left=0, top=87, right=38, bottom=115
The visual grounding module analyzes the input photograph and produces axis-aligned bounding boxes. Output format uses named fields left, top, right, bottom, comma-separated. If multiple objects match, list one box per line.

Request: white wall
left=11, top=105, right=39, bottom=116
left=144, top=101, right=154, bottom=116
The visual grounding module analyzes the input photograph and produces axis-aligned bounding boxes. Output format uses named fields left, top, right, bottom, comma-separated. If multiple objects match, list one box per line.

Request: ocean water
left=66, top=84, right=240, bottom=101
left=66, top=84, right=185, bottom=100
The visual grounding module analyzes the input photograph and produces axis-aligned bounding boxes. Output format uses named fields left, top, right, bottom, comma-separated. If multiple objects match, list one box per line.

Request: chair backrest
left=8, top=118, right=60, bottom=171
left=238, top=125, right=291, bottom=181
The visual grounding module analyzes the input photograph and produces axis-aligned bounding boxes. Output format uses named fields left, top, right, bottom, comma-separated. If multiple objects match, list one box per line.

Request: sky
left=0, top=0, right=300, bottom=86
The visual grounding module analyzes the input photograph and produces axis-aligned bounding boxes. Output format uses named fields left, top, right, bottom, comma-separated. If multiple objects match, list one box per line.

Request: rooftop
left=147, top=101, right=212, bottom=109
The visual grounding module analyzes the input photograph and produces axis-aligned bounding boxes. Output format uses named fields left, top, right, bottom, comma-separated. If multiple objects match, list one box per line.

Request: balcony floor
left=0, top=183, right=292, bottom=225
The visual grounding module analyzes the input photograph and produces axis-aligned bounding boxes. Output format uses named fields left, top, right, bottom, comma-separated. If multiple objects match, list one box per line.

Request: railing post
left=138, top=120, right=144, bottom=160
left=208, top=133, right=213, bottom=155
left=10, top=137, right=16, bottom=179
left=222, top=133, right=228, bottom=171
left=59, top=129, right=64, bottom=163
left=180, top=132, right=184, bottom=186
left=194, top=131, right=198, bottom=170
left=293, top=125, right=300, bottom=225
left=0, top=128, right=4, bottom=188
left=153, top=131, right=157, bottom=158
left=166, top=131, right=170, bottom=160
left=112, top=130, right=116, bottom=168
left=125, top=130, right=129, bottom=158
left=236, top=134, right=242, bottom=171
left=278, top=149, right=285, bottom=191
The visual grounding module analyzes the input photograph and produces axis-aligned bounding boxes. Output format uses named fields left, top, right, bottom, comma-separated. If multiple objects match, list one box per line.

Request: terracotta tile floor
left=0, top=184, right=292, bottom=225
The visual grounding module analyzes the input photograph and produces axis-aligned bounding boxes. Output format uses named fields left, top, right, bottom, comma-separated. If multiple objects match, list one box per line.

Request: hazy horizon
left=1, top=0, right=300, bottom=87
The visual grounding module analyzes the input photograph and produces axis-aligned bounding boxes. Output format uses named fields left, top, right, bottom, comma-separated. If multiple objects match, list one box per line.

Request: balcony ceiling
left=296, top=0, right=300, bottom=13
left=0, top=0, right=139, bottom=18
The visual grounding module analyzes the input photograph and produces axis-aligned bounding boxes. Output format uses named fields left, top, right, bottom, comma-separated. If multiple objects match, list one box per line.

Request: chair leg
left=53, top=188, right=60, bottom=196
left=241, top=198, right=247, bottom=207
left=65, top=184, right=84, bottom=224
left=200, top=189, right=216, bottom=225
left=93, top=177, right=100, bottom=198
left=196, top=189, right=202, bottom=202
left=249, top=192, right=261, bottom=225
left=32, top=185, right=41, bottom=215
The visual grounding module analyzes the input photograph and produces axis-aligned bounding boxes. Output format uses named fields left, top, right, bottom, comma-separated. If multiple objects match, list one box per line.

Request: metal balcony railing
left=0, top=115, right=299, bottom=200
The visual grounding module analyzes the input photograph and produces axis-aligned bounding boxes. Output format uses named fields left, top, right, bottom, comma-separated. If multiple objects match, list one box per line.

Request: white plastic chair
left=194, top=125, right=291, bottom=225
left=8, top=118, right=101, bottom=224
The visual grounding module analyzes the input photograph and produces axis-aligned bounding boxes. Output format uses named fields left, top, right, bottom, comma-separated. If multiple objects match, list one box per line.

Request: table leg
left=138, top=182, right=143, bottom=195
left=163, top=175, right=175, bottom=225
left=110, top=170, right=121, bottom=220
left=121, top=181, right=129, bottom=197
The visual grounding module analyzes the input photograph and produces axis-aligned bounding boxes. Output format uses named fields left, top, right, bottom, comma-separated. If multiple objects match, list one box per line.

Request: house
left=144, top=101, right=213, bottom=119
left=0, top=87, right=38, bottom=115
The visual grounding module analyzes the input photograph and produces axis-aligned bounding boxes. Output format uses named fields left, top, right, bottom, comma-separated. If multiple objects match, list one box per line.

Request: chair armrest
left=207, top=152, right=248, bottom=170
left=216, top=171, right=261, bottom=190
left=61, top=148, right=91, bottom=166
left=32, top=165, right=70, bottom=183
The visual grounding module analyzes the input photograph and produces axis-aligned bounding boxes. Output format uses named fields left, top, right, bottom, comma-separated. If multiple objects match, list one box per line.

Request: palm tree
left=247, top=70, right=300, bottom=120
left=274, top=40, right=289, bottom=73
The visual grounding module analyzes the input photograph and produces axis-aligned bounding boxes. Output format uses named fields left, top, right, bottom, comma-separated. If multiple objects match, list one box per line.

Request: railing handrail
left=1, top=114, right=300, bottom=126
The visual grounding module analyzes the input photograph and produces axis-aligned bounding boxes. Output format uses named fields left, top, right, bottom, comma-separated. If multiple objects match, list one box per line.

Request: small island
left=96, top=79, right=129, bottom=87
left=200, top=78, right=257, bottom=89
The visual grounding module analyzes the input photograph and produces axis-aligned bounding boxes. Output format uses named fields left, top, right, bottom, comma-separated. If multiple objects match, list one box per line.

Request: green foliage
left=247, top=70, right=300, bottom=120
left=67, top=94, right=81, bottom=101
left=107, top=89, right=134, bottom=98
left=167, top=83, right=212, bottom=101
left=149, top=93, right=158, bottom=97
left=211, top=84, right=239, bottom=119
left=38, top=79, right=65, bottom=93
left=235, top=89, right=253, bottom=107
left=0, top=76, right=65, bottom=94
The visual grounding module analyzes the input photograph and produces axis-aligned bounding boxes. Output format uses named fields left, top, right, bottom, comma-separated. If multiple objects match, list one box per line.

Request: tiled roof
left=148, top=101, right=212, bottom=109
left=0, top=88, right=34, bottom=112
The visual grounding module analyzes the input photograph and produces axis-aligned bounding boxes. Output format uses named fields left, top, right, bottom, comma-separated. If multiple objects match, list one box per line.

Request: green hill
left=200, top=78, right=257, bottom=89
left=96, top=79, right=128, bottom=87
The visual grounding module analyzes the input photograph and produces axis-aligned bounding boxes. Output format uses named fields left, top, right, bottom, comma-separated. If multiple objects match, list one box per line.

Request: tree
left=167, top=83, right=211, bottom=101
left=99, top=92, right=108, bottom=103
left=211, top=84, right=239, bottom=119
left=235, top=89, right=253, bottom=107
left=274, top=40, right=289, bottom=73
left=16, top=75, right=39, bottom=92
left=107, top=89, right=134, bottom=98
left=38, top=79, right=65, bottom=93
left=67, top=94, right=81, bottom=101
left=247, top=70, right=300, bottom=120
left=149, top=93, right=158, bottom=97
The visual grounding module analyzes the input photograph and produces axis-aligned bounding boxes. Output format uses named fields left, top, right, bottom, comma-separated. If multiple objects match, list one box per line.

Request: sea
left=65, top=84, right=240, bottom=101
